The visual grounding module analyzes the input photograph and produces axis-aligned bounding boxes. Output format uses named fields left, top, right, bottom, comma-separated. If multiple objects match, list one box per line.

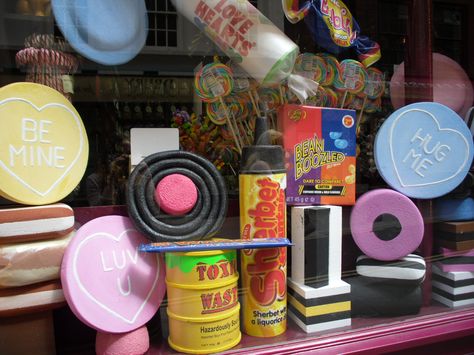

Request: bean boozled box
left=278, top=104, right=356, bottom=206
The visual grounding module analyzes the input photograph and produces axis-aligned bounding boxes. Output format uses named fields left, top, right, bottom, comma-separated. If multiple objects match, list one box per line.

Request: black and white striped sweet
left=287, top=278, right=351, bottom=333
left=290, top=206, right=342, bottom=288
left=356, top=254, right=426, bottom=285
left=432, top=264, right=474, bottom=308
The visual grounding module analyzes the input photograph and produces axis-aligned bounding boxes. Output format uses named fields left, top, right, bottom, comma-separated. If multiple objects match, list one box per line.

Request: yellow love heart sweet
left=0, top=82, right=88, bottom=205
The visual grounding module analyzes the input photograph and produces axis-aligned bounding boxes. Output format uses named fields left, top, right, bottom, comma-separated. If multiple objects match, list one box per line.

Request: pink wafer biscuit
left=0, top=204, right=74, bottom=244
left=438, top=248, right=474, bottom=272
left=154, top=174, right=198, bottom=216
left=1, top=231, right=74, bottom=288
left=0, top=280, right=65, bottom=317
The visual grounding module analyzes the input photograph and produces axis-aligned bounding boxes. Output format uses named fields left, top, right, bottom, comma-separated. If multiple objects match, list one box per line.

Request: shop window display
left=0, top=0, right=474, bottom=354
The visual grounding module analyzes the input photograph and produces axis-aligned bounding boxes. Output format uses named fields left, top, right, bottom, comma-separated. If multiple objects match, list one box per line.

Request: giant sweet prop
left=127, top=150, right=228, bottom=242
left=374, top=102, right=474, bottom=199
left=0, top=82, right=88, bottom=205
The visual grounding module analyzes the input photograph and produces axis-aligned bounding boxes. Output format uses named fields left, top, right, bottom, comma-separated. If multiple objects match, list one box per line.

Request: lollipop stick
left=340, top=91, right=348, bottom=109
left=237, top=117, right=250, bottom=146
left=269, top=112, right=276, bottom=131
left=238, top=118, right=251, bottom=146
left=219, top=97, right=242, bottom=154
left=228, top=162, right=237, bottom=176
left=248, top=90, right=261, bottom=117
left=242, top=119, right=252, bottom=142
left=279, top=85, right=287, bottom=104
left=356, top=96, right=367, bottom=136
left=358, top=96, right=367, bottom=123
left=229, top=108, right=245, bottom=148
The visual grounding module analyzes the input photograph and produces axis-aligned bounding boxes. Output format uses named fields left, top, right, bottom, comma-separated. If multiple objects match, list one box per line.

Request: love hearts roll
left=172, top=0, right=298, bottom=86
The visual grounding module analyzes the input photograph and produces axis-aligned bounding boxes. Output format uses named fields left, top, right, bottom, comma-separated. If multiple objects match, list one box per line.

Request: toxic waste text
left=196, top=258, right=237, bottom=281
left=197, top=258, right=239, bottom=315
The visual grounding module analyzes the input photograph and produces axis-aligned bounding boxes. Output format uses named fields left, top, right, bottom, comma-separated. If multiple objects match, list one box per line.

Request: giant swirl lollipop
left=127, top=150, right=228, bottom=242
left=195, top=61, right=244, bottom=152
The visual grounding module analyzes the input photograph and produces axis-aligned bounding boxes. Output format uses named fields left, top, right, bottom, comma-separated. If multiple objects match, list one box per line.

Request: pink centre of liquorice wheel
left=154, top=174, right=198, bottom=215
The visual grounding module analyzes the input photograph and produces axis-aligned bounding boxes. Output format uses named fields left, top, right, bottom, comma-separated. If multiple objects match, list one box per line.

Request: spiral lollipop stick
left=336, top=59, right=368, bottom=108
left=364, top=67, right=384, bottom=100
left=195, top=62, right=242, bottom=153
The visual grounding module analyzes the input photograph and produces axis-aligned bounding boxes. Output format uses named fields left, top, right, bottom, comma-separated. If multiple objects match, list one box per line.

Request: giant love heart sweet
left=0, top=83, right=88, bottom=205
left=61, top=215, right=166, bottom=333
left=375, top=102, right=474, bottom=199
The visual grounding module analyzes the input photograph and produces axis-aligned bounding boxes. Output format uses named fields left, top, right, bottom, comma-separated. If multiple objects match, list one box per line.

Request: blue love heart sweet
left=375, top=102, right=474, bottom=199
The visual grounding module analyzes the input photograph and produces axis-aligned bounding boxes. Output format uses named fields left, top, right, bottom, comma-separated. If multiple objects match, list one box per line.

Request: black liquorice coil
left=127, top=150, right=228, bottom=242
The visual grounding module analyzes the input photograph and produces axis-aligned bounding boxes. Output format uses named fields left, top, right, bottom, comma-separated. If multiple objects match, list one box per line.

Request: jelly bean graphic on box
left=374, top=102, right=474, bottom=199
left=61, top=215, right=166, bottom=333
left=278, top=104, right=356, bottom=205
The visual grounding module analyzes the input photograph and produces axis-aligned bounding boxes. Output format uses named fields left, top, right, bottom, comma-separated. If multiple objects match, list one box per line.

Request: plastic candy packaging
left=282, top=0, right=381, bottom=67
left=172, top=0, right=318, bottom=102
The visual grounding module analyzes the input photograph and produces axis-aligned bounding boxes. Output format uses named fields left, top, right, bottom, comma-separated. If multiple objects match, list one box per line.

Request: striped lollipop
left=318, top=54, right=343, bottom=87
left=335, top=59, right=368, bottom=94
left=206, top=101, right=227, bottom=125
left=195, top=61, right=243, bottom=153
left=325, top=87, right=339, bottom=107
left=294, top=53, right=326, bottom=83
left=364, top=67, right=385, bottom=99
left=258, top=87, right=282, bottom=112
left=194, top=62, right=234, bottom=102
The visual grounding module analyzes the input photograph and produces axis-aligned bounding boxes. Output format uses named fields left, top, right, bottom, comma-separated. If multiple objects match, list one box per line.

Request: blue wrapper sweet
left=283, top=0, right=381, bottom=67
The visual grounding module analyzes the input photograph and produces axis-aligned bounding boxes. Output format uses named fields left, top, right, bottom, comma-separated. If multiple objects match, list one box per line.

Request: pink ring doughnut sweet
left=350, top=189, right=424, bottom=261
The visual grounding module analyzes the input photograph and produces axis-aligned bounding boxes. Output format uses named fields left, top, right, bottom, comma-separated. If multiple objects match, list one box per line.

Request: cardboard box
left=278, top=104, right=356, bottom=206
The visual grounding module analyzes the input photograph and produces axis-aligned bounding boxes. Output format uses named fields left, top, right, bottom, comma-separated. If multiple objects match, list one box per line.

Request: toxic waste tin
left=165, top=249, right=241, bottom=353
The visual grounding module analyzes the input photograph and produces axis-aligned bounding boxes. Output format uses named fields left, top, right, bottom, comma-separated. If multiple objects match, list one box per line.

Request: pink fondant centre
left=154, top=174, right=197, bottom=215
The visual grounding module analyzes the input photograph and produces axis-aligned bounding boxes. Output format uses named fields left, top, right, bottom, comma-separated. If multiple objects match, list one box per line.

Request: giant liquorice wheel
left=127, top=150, right=228, bottom=242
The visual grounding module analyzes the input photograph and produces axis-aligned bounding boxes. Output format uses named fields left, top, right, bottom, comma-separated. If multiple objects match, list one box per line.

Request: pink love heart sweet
left=61, top=215, right=165, bottom=333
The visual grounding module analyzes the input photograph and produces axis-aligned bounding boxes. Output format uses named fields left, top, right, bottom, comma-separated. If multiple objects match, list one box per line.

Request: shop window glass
left=1, top=1, right=474, bottom=354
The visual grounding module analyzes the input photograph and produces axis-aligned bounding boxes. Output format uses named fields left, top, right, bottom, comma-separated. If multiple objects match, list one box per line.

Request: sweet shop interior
left=1, top=0, right=474, bottom=354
